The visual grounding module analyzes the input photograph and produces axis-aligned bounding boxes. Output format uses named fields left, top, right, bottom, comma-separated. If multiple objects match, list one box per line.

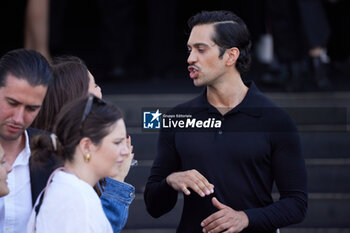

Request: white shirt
left=27, top=170, right=113, bottom=233
left=0, top=131, right=32, bottom=233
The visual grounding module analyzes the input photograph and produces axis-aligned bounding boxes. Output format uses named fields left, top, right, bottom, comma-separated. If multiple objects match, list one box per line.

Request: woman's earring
left=83, top=153, right=91, bottom=162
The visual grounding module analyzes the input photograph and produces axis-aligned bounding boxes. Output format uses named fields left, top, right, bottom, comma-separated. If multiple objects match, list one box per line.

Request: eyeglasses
left=80, top=94, right=138, bottom=167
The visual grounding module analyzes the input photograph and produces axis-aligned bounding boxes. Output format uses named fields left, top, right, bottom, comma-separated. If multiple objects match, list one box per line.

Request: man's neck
left=0, top=133, right=26, bottom=166
left=206, top=72, right=248, bottom=115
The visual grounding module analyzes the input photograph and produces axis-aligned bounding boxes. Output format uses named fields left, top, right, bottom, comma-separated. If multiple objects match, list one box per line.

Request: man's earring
left=83, top=153, right=91, bottom=162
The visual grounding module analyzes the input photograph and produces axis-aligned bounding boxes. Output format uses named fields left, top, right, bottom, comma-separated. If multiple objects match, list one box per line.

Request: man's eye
left=8, top=101, right=17, bottom=106
left=27, top=107, right=37, bottom=112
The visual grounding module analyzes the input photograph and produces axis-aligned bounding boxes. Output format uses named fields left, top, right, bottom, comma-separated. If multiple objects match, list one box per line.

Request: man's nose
left=12, top=107, right=25, bottom=125
left=187, top=51, right=197, bottom=64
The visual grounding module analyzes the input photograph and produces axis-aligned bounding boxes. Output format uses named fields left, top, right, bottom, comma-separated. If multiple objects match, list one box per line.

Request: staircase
left=105, top=92, right=350, bottom=233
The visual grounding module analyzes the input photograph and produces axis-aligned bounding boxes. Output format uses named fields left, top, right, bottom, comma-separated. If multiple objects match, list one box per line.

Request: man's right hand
left=166, top=169, right=214, bottom=197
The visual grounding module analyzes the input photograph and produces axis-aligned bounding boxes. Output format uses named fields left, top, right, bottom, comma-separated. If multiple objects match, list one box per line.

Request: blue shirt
left=144, top=81, right=308, bottom=233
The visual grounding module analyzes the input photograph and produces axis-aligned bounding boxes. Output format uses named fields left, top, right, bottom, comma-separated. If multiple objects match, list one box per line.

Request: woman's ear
left=77, top=137, right=94, bottom=155
left=226, top=47, right=240, bottom=66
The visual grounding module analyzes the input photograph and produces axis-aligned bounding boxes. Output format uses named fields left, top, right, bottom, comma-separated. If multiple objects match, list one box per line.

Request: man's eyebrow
left=187, top=42, right=216, bottom=48
left=6, top=97, right=41, bottom=108
left=5, top=97, right=21, bottom=104
left=188, top=42, right=216, bottom=48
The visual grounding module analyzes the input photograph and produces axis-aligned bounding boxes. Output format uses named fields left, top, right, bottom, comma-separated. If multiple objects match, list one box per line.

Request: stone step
left=124, top=194, right=350, bottom=229
left=105, top=93, right=350, bottom=128
left=129, top=131, right=350, bottom=160
left=125, top=161, right=350, bottom=194
left=300, top=132, right=350, bottom=158
left=105, top=92, right=350, bottom=109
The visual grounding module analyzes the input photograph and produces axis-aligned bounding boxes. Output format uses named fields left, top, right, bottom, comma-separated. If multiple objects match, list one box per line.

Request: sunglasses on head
left=80, top=94, right=106, bottom=129
left=81, top=94, right=106, bottom=123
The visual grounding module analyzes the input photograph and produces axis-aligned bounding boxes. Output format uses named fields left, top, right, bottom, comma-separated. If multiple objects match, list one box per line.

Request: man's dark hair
left=188, top=10, right=252, bottom=74
left=0, top=49, right=52, bottom=87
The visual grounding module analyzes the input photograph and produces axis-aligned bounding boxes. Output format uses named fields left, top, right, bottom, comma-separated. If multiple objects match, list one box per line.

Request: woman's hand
left=111, top=135, right=134, bottom=182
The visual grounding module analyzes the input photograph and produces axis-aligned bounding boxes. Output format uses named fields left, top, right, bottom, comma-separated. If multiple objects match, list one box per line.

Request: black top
left=144, top=81, right=307, bottom=233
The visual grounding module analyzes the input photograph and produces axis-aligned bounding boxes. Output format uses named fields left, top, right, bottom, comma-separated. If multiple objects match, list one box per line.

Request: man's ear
left=226, top=47, right=240, bottom=66
left=78, top=137, right=94, bottom=155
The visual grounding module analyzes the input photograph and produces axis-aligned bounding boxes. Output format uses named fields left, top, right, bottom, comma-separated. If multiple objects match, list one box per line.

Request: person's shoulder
left=42, top=173, right=87, bottom=210
left=249, top=84, right=278, bottom=108
left=260, top=97, right=297, bottom=132
left=51, top=172, right=100, bottom=206
left=250, top=86, right=297, bottom=131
